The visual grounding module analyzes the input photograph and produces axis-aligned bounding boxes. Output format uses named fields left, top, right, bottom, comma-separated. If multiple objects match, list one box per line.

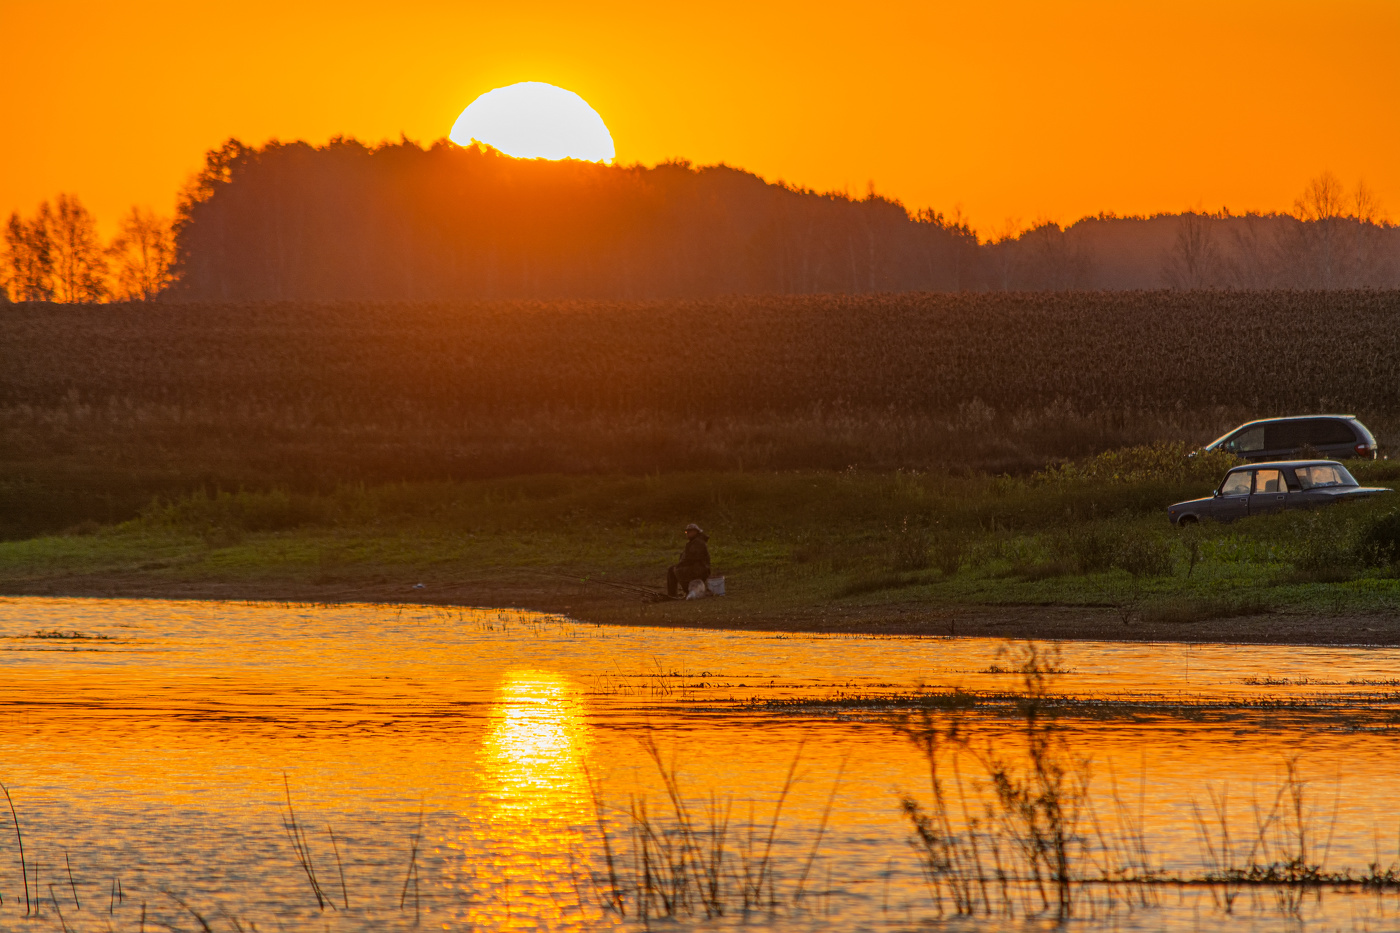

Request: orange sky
left=2, top=0, right=1397, bottom=238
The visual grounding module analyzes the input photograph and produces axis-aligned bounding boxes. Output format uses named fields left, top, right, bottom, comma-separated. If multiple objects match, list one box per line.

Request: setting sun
left=449, top=82, right=614, bottom=163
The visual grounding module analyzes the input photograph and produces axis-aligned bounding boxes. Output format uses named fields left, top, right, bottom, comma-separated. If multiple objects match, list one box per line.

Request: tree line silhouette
left=2, top=198, right=173, bottom=302
left=164, top=137, right=982, bottom=300
left=3, top=137, right=1396, bottom=302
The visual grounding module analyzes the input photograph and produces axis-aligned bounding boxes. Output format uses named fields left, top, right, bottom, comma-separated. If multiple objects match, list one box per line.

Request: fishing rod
left=517, top=567, right=679, bottom=601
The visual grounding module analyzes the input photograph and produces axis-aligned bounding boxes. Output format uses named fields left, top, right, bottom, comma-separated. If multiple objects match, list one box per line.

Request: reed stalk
left=583, top=735, right=825, bottom=922
left=792, top=756, right=845, bottom=905
left=64, top=849, right=79, bottom=908
left=279, top=774, right=329, bottom=909
left=0, top=783, right=28, bottom=916
left=399, top=802, right=423, bottom=911
left=581, top=760, right=625, bottom=916
left=49, top=884, right=71, bottom=933
left=163, top=889, right=214, bottom=932
left=896, top=642, right=1093, bottom=921
left=741, top=744, right=803, bottom=912
left=328, top=825, right=349, bottom=908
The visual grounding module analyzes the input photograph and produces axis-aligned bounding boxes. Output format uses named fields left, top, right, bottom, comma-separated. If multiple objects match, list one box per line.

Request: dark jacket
left=678, top=533, right=711, bottom=573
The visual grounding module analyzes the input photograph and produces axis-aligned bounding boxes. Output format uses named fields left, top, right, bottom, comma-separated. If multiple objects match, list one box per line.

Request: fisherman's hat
left=684, top=523, right=703, bottom=533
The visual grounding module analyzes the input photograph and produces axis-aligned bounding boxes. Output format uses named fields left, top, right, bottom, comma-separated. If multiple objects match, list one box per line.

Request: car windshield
left=1205, top=428, right=1240, bottom=450
left=1294, top=464, right=1358, bottom=489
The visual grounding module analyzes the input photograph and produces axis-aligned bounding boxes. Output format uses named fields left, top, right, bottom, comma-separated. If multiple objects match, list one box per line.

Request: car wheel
left=1178, top=515, right=1199, bottom=527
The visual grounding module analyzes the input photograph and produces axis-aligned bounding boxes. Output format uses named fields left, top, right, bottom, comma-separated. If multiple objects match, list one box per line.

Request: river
left=2, top=596, right=1399, bottom=931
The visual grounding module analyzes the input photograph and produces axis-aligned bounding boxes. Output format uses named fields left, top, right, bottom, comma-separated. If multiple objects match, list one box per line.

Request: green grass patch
left=3, top=446, right=1400, bottom=620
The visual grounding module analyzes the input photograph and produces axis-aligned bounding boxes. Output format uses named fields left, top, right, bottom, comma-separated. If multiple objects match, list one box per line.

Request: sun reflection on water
left=483, top=670, right=589, bottom=810
left=445, top=669, right=609, bottom=930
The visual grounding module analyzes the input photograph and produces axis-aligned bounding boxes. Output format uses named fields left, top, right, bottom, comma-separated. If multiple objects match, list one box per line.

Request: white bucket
left=706, top=576, right=726, bottom=596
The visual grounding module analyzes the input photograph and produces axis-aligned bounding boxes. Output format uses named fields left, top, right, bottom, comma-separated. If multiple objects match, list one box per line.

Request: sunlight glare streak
left=456, top=669, right=601, bottom=927
left=482, top=669, right=588, bottom=805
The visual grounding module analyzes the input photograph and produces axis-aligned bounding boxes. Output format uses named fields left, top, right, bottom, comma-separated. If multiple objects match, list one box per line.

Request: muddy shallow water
left=2, top=596, right=1400, bottom=931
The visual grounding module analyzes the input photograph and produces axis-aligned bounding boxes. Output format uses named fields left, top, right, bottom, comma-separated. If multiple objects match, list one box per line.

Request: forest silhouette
left=168, top=137, right=980, bottom=300
left=3, top=137, right=1397, bottom=302
left=164, top=138, right=1398, bottom=299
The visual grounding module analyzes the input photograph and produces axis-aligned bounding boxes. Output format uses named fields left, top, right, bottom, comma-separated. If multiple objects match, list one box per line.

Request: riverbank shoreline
left=6, top=572, right=1398, bottom=646
left=6, top=466, right=1400, bottom=646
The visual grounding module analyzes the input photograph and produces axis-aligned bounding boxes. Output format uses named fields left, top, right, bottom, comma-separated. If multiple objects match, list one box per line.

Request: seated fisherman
left=667, top=523, right=711, bottom=598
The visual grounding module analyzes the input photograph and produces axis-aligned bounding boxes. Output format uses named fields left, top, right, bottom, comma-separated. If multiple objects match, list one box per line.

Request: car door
left=1249, top=468, right=1289, bottom=515
left=1263, top=421, right=1306, bottom=460
left=1215, top=470, right=1253, bottom=521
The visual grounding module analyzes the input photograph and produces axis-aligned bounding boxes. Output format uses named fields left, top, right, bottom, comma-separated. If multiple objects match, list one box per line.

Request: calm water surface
left=2, top=596, right=1400, bottom=931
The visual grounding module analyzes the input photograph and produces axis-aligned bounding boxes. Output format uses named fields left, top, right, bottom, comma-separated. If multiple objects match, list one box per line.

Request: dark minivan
left=1203, top=415, right=1377, bottom=462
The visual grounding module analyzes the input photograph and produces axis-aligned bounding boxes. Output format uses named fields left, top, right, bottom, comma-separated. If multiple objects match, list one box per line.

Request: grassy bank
left=6, top=446, right=1400, bottom=642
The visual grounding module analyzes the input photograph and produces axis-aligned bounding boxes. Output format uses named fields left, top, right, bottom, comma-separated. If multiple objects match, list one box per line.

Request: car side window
left=1220, top=472, right=1252, bottom=496
left=1296, top=465, right=1348, bottom=488
left=1307, top=419, right=1356, bottom=446
left=1230, top=427, right=1265, bottom=453
left=1253, top=469, right=1284, bottom=493
left=1265, top=422, right=1304, bottom=449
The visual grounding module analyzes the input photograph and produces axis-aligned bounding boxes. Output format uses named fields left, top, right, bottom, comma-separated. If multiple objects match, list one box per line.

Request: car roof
left=1227, top=460, right=1343, bottom=472
left=1232, top=414, right=1357, bottom=427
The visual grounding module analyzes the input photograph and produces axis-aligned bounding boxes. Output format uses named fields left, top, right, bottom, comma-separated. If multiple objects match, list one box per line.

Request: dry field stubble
left=2, top=290, right=1399, bottom=536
